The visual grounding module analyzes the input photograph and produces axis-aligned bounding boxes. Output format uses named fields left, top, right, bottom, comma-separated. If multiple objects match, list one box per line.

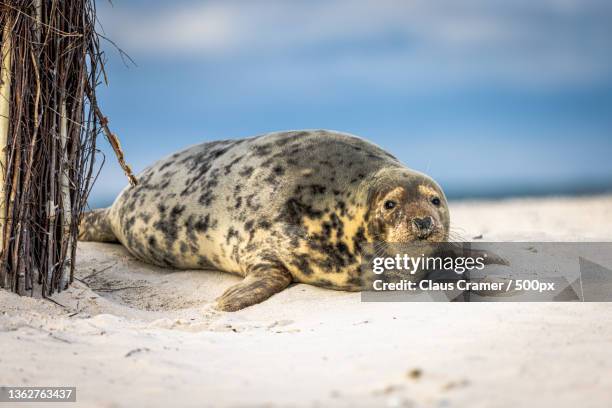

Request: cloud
left=98, top=0, right=612, bottom=88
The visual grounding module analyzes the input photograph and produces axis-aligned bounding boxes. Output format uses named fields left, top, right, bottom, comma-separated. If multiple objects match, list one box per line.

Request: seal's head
left=366, top=167, right=450, bottom=243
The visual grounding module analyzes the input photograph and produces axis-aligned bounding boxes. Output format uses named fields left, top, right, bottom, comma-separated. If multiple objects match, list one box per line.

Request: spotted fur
left=79, top=130, right=449, bottom=311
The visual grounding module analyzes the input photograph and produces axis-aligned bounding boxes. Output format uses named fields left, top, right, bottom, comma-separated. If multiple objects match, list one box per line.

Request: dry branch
left=91, top=102, right=138, bottom=187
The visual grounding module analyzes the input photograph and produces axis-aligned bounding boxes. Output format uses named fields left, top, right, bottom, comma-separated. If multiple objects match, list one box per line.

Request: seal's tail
left=78, top=208, right=118, bottom=242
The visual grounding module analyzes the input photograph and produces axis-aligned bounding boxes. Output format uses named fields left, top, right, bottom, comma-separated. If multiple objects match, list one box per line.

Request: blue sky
left=91, top=0, right=612, bottom=206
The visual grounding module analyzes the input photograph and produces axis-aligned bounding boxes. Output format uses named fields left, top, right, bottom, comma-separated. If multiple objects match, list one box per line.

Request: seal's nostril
left=413, top=216, right=433, bottom=231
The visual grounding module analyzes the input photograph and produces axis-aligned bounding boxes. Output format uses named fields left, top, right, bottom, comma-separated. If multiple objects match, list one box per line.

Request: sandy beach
left=1, top=195, right=612, bottom=408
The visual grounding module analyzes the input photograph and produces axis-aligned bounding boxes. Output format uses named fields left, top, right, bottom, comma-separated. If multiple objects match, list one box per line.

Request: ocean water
left=86, top=178, right=612, bottom=210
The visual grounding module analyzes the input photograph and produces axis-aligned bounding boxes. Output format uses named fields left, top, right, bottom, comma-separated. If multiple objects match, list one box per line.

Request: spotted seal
left=79, top=130, right=457, bottom=311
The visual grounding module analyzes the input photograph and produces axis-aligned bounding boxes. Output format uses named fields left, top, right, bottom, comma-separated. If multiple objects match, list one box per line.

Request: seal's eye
left=384, top=200, right=397, bottom=210
left=431, top=197, right=441, bottom=206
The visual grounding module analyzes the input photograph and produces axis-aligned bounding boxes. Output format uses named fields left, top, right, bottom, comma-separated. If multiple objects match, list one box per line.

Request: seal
left=79, top=130, right=453, bottom=311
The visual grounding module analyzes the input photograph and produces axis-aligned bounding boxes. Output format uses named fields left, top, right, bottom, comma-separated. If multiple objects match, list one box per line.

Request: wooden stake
left=0, top=19, right=12, bottom=255
left=59, top=99, right=71, bottom=289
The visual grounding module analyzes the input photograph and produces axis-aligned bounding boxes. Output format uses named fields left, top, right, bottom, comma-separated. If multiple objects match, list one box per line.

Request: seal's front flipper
left=216, top=267, right=292, bottom=312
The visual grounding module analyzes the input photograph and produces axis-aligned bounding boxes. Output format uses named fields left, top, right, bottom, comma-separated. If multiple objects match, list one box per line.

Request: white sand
left=1, top=195, right=612, bottom=408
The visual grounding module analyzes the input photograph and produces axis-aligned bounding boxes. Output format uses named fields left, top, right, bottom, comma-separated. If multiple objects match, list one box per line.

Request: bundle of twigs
left=0, top=0, right=135, bottom=297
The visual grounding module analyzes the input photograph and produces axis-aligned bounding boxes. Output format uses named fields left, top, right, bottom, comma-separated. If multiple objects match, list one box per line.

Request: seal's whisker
left=446, top=233, right=463, bottom=243
left=450, top=225, right=468, bottom=234
left=447, top=232, right=467, bottom=243
left=447, top=228, right=468, bottom=242
left=376, top=242, right=392, bottom=258
left=372, top=242, right=389, bottom=258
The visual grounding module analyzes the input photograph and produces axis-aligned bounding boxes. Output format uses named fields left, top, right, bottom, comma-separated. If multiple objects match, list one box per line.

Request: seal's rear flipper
left=216, top=267, right=292, bottom=312
left=78, top=208, right=118, bottom=242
